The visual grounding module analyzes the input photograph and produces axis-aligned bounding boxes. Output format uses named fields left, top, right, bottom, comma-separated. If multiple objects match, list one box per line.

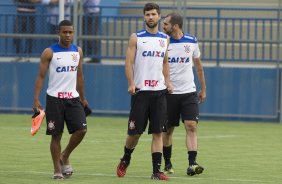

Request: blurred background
left=0, top=0, right=281, bottom=122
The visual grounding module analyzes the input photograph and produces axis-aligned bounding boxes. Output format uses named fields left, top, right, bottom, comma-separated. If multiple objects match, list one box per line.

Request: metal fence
left=0, top=3, right=281, bottom=64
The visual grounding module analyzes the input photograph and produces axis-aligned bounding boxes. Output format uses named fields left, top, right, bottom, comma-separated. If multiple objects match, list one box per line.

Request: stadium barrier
left=0, top=62, right=279, bottom=122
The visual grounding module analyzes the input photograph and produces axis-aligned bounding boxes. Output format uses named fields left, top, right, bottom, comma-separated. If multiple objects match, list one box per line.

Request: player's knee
left=166, top=127, right=174, bottom=136
left=130, top=134, right=141, bottom=140
left=185, top=121, right=197, bottom=132
left=76, top=128, right=87, bottom=136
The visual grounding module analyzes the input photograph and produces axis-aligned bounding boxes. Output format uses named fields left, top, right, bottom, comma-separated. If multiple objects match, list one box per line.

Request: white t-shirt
left=134, top=30, right=168, bottom=91
left=47, top=43, right=80, bottom=99
left=168, top=33, right=201, bottom=94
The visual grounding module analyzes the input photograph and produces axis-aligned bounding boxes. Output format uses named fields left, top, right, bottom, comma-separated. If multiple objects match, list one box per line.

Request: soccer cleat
left=187, top=163, right=204, bottom=176
left=163, top=164, right=174, bottom=174
left=30, top=108, right=45, bottom=136
left=116, top=159, right=129, bottom=177
left=151, top=172, right=170, bottom=181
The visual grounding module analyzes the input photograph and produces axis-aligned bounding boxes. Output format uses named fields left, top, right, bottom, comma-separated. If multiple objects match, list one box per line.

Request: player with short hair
left=162, top=12, right=206, bottom=176
left=33, top=20, right=89, bottom=179
left=116, top=2, right=173, bottom=181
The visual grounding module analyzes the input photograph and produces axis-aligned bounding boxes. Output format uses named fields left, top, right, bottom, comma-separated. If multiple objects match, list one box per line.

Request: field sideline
left=0, top=114, right=281, bottom=184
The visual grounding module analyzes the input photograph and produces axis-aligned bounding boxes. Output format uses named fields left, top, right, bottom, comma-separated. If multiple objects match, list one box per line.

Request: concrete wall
left=0, top=62, right=279, bottom=121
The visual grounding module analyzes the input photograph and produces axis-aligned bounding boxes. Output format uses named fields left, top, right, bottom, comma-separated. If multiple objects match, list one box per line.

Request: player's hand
left=198, top=89, right=206, bottom=103
left=80, top=98, right=89, bottom=108
left=33, top=99, right=43, bottom=111
left=128, top=85, right=137, bottom=95
left=166, top=82, right=174, bottom=94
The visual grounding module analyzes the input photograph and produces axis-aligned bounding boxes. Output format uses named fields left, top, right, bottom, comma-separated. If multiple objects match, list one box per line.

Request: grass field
left=0, top=114, right=281, bottom=184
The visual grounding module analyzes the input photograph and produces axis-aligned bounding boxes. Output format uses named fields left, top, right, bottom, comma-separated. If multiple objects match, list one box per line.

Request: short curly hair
left=143, top=3, right=160, bottom=15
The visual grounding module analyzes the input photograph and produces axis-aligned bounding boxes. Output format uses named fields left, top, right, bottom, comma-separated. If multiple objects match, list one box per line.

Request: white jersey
left=47, top=43, right=80, bottom=99
left=134, top=30, right=168, bottom=91
left=168, top=33, right=201, bottom=94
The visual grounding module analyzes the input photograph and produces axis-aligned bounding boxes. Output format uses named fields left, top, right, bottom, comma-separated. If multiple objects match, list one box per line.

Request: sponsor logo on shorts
left=48, top=120, right=55, bottom=130
left=128, top=120, right=136, bottom=130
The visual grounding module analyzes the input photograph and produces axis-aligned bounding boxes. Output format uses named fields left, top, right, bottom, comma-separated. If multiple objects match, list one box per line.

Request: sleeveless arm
left=33, top=48, right=52, bottom=110
left=163, top=38, right=173, bottom=93
left=77, top=47, right=88, bottom=106
left=125, top=33, right=137, bottom=94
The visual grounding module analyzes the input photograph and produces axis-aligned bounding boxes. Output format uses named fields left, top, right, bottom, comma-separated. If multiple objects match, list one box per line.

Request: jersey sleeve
left=193, top=41, right=201, bottom=58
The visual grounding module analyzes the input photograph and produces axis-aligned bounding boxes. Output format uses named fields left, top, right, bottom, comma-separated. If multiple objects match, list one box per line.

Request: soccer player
left=162, top=12, right=207, bottom=176
left=33, top=20, right=88, bottom=179
left=116, top=2, right=173, bottom=181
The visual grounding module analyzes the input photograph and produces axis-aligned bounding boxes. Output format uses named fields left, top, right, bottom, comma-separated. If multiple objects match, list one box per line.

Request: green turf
left=0, top=114, right=281, bottom=184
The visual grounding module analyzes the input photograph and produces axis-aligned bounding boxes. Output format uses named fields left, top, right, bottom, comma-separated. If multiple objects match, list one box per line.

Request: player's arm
left=125, top=33, right=137, bottom=95
left=77, top=47, right=88, bottom=107
left=33, top=48, right=52, bottom=110
left=193, top=57, right=206, bottom=103
left=163, top=38, right=173, bottom=93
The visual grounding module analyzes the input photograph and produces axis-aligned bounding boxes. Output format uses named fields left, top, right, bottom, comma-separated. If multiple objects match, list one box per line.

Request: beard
left=164, top=28, right=173, bottom=36
left=146, top=21, right=158, bottom=29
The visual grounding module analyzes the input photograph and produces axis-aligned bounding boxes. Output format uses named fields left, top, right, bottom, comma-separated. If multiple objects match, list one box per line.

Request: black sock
left=188, top=151, right=197, bottom=165
left=152, top=152, right=162, bottom=173
left=163, top=145, right=172, bottom=166
left=122, top=146, right=134, bottom=164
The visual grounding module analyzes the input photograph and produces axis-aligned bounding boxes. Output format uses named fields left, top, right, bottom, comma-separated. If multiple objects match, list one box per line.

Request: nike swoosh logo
left=168, top=49, right=172, bottom=51
left=143, top=41, right=147, bottom=43
left=83, top=123, right=87, bottom=126
left=57, top=57, right=61, bottom=60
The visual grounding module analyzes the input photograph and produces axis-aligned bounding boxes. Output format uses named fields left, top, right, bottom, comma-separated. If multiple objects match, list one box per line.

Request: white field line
left=0, top=170, right=272, bottom=183
left=0, top=133, right=240, bottom=143
left=87, top=135, right=240, bottom=143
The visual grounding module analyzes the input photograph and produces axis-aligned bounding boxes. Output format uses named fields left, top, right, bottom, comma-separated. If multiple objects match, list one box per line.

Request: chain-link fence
left=0, top=1, right=281, bottom=64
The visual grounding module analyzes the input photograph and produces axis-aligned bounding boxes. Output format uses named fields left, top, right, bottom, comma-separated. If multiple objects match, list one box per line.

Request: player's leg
left=182, top=92, right=204, bottom=176
left=151, top=132, right=165, bottom=176
left=163, top=93, right=180, bottom=174
left=61, top=98, right=87, bottom=177
left=61, top=128, right=87, bottom=164
left=185, top=120, right=198, bottom=162
left=50, top=134, right=63, bottom=178
left=163, top=127, right=175, bottom=174
left=185, top=120, right=204, bottom=175
left=117, top=93, right=147, bottom=177
left=60, top=128, right=86, bottom=177
left=45, top=95, right=65, bottom=179
left=117, top=134, right=141, bottom=177
left=151, top=133, right=170, bottom=181
left=149, top=90, right=170, bottom=181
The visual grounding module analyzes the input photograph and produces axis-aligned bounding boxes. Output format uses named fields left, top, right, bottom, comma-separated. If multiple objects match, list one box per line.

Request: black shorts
left=166, top=92, right=199, bottom=129
left=127, top=89, right=167, bottom=135
left=45, top=95, right=87, bottom=135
